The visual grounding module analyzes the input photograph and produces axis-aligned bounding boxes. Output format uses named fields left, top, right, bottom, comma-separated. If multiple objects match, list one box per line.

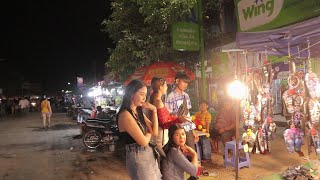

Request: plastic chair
left=224, top=140, right=251, bottom=169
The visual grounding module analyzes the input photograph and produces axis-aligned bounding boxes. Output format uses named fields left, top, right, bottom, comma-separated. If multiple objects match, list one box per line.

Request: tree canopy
left=101, top=0, right=230, bottom=79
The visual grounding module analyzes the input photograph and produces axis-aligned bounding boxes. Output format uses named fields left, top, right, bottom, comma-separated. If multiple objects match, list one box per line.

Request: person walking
left=41, top=96, right=52, bottom=129
left=117, top=79, right=161, bottom=180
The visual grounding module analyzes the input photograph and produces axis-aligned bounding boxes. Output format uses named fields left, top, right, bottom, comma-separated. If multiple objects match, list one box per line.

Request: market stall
left=87, top=81, right=124, bottom=110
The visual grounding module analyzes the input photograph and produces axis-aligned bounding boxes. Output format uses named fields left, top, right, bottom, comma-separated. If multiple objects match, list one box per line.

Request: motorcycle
left=77, top=108, right=92, bottom=123
left=82, top=117, right=119, bottom=149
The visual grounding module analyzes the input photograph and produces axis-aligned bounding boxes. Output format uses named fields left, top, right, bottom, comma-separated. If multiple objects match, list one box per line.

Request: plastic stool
left=224, top=140, right=251, bottom=169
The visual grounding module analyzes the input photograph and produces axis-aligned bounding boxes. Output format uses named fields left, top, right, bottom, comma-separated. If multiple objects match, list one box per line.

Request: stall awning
left=236, top=16, right=320, bottom=58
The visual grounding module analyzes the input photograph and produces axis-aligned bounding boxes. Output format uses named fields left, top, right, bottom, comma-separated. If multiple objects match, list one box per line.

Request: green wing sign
left=235, top=0, right=320, bottom=32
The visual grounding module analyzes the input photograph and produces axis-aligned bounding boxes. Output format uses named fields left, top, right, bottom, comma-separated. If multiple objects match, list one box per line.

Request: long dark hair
left=163, top=124, right=185, bottom=154
left=149, top=77, right=166, bottom=104
left=116, top=79, right=147, bottom=127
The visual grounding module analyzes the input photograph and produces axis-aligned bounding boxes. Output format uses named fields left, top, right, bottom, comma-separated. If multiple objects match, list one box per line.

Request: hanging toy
left=242, top=128, right=256, bottom=153
left=267, top=117, right=277, bottom=140
left=305, top=71, right=320, bottom=99
left=292, top=106, right=305, bottom=128
left=243, top=102, right=256, bottom=129
left=283, top=124, right=304, bottom=153
left=282, top=88, right=303, bottom=114
left=308, top=99, right=320, bottom=125
left=255, top=126, right=266, bottom=154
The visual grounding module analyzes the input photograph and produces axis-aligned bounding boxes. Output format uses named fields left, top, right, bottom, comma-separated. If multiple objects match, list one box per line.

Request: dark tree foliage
left=102, top=0, right=233, bottom=79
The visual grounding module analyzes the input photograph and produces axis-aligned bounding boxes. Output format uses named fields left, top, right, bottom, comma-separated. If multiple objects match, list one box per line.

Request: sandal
left=202, top=171, right=217, bottom=177
left=202, top=171, right=209, bottom=176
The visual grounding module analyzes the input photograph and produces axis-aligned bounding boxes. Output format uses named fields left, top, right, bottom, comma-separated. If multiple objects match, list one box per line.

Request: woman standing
left=161, top=124, right=199, bottom=180
left=117, top=79, right=161, bottom=180
left=150, top=77, right=180, bottom=147
left=41, top=96, right=52, bottom=129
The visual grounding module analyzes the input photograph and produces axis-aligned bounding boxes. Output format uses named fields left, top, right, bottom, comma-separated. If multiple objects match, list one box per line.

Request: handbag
left=128, top=108, right=166, bottom=165
left=177, top=96, right=189, bottom=117
left=149, top=141, right=166, bottom=166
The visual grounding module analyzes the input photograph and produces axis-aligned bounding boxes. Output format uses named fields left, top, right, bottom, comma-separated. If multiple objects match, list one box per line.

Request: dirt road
left=0, top=113, right=318, bottom=180
left=0, top=113, right=129, bottom=180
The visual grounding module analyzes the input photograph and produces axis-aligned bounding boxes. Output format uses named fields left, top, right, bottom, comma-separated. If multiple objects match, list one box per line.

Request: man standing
left=19, top=97, right=29, bottom=115
left=165, top=72, right=198, bottom=150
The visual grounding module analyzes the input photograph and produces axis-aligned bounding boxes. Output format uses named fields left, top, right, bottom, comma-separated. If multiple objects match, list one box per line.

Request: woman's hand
left=193, top=131, right=199, bottom=142
left=181, top=145, right=196, bottom=157
left=141, top=102, right=156, bottom=112
left=218, top=128, right=225, bottom=134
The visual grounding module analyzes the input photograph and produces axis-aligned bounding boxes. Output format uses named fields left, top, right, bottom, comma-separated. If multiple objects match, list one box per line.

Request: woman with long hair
left=161, top=124, right=199, bottom=180
left=117, top=79, right=161, bottom=180
left=149, top=77, right=181, bottom=147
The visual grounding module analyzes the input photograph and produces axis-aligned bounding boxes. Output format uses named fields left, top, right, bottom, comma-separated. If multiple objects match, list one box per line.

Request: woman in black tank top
left=116, top=80, right=161, bottom=180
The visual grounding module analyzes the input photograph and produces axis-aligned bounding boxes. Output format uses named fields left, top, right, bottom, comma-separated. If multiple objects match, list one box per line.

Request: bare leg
left=47, top=114, right=51, bottom=128
left=42, top=113, right=47, bottom=128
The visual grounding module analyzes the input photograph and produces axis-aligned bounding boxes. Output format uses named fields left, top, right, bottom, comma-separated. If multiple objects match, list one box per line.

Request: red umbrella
left=125, top=61, right=195, bottom=86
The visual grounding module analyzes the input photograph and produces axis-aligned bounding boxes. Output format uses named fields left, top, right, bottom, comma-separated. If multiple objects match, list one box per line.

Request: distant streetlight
left=67, top=82, right=71, bottom=85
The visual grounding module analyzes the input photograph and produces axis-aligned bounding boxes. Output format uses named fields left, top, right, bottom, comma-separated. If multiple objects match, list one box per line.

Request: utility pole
left=198, top=0, right=207, bottom=100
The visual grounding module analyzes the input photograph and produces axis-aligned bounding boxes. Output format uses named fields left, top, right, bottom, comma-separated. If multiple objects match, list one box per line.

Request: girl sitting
left=161, top=124, right=199, bottom=180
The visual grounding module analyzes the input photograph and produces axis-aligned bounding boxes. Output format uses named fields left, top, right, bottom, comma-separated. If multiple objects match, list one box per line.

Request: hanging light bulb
left=227, top=80, right=246, bottom=99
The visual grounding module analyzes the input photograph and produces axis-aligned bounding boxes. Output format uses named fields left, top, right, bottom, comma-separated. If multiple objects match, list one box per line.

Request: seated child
left=194, top=100, right=212, bottom=161
left=194, top=100, right=212, bottom=133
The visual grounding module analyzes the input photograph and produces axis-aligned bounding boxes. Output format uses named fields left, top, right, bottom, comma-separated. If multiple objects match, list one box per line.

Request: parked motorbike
left=82, top=117, right=119, bottom=149
left=77, top=108, right=92, bottom=123
left=66, top=103, right=84, bottom=120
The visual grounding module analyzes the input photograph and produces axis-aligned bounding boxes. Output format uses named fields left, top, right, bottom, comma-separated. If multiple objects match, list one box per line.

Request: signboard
left=77, top=77, right=84, bottom=89
left=235, top=0, right=320, bottom=32
left=172, top=6, right=200, bottom=51
left=172, top=22, right=200, bottom=51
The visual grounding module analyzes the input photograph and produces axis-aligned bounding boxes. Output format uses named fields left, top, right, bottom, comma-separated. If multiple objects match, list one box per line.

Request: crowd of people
left=116, top=72, right=236, bottom=180
left=0, top=97, right=31, bottom=116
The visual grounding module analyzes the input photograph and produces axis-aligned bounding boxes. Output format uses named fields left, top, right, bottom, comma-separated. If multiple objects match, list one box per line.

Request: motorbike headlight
left=31, top=102, right=36, bottom=107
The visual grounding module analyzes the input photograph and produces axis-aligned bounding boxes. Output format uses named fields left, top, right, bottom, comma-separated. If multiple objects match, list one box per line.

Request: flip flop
left=202, top=172, right=217, bottom=177
left=202, top=172, right=209, bottom=176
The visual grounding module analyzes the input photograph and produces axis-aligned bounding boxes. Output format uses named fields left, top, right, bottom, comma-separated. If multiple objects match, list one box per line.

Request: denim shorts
left=125, top=143, right=162, bottom=180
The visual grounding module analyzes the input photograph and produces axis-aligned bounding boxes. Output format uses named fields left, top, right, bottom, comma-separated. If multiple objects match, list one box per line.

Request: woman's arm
left=153, top=99, right=181, bottom=129
left=142, top=102, right=158, bottom=136
left=143, top=111, right=158, bottom=136
left=48, top=101, right=52, bottom=114
left=168, top=148, right=198, bottom=177
left=118, top=111, right=151, bottom=146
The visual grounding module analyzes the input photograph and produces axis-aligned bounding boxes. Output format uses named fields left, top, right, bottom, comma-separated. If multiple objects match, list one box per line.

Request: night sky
left=0, top=0, right=112, bottom=94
